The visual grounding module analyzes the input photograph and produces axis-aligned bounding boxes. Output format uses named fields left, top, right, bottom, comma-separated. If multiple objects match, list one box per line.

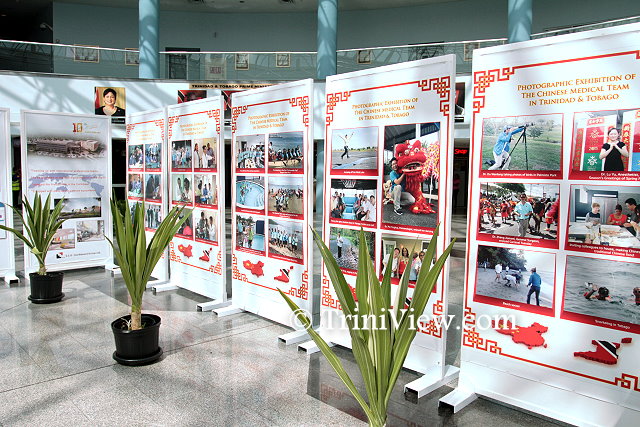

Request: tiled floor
left=0, top=215, right=562, bottom=426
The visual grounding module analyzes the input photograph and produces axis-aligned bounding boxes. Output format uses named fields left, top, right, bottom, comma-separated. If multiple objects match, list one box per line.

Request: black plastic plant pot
left=111, top=314, right=163, bottom=366
left=28, top=271, right=64, bottom=304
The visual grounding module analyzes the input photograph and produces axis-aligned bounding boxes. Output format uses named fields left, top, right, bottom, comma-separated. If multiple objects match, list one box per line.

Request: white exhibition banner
left=21, top=110, right=113, bottom=272
left=231, top=79, right=314, bottom=326
left=453, top=23, right=640, bottom=425
left=321, top=56, right=456, bottom=374
left=126, top=108, right=169, bottom=282
left=0, top=108, right=17, bottom=281
left=167, top=96, right=226, bottom=300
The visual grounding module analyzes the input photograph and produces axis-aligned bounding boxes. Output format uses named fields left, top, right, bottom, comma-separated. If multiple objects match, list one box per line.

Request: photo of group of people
left=329, top=179, right=377, bottom=224
left=567, top=185, right=640, bottom=250
left=563, top=255, right=639, bottom=328
left=145, top=203, right=161, bottom=230
left=194, top=209, right=218, bottom=244
left=267, top=176, right=303, bottom=217
left=329, top=227, right=375, bottom=272
left=145, top=174, right=161, bottom=201
left=236, top=134, right=265, bottom=171
left=475, top=245, right=555, bottom=311
left=478, top=183, right=559, bottom=242
left=194, top=174, right=217, bottom=207
left=128, top=174, right=143, bottom=198
left=145, top=143, right=161, bottom=170
left=236, top=176, right=265, bottom=212
left=481, top=114, right=563, bottom=174
left=236, top=214, right=265, bottom=253
left=171, top=174, right=193, bottom=205
left=193, top=138, right=217, bottom=170
left=380, top=234, right=429, bottom=282
left=381, top=122, right=441, bottom=230
left=171, top=140, right=192, bottom=171
left=128, top=144, right=143, bottom=169
left=330, top=126, right=378, bottom=174
left=268, top=132, right=303, bottom=172
left=268, top=219, right=303, bottom=261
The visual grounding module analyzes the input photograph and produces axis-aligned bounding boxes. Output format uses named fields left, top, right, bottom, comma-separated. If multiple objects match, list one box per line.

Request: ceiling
left=0, top=0, right=461, bottom=16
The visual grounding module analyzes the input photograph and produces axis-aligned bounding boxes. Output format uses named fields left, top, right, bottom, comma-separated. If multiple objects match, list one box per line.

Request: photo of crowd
left=329, top=179, right=377, bottom=223
left=236, top=176, right=265, bottom=211
left=128, top=174, right=142, bottom=198
left=145, top=204, right=161, bottom=230
left=128, top=144, right=143, bottom=169
left=236, top=134, right=265, bottom=170
left=145, top=143, right=161, bottom=170
left=563, top=255, right=640, bottom=326
left=567, top=185, right=640, bottom=249
left=329, top=227, right=375, bottom=272
left=477, top=183, right=559, bottom=240
left=145, top=174, right=161, bottom=201
left=193, top=138, right=217, bottom=170
left=268, top=132, right=303, bottom=171
left=194, top=208, right=218, bottom=244
left=171, top=174, right=193, bottom=205
left=330, top=126, right=378, bottom=172
left=194, top=174, right=217, bottom=207
left=171, top=140, right=192, bottom=170
left=267, top=176, right=303, bottom=216
left=236, top=214, right=265, bottom=252
left=380, top=234, right=430, bottom=282
left=475, top=245, right=555, bottom=309
left=268, top=219, right=303, bottom=260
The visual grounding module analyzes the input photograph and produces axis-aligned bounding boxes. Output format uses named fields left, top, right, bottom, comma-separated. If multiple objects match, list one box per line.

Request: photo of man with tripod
left=488, top=124, right=528, bottom=170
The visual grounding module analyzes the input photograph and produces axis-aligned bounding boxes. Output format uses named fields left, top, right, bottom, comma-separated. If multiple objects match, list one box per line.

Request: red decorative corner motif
left=167, top=115, right=180, bottom=141
left=208, top=109, right=221, bottom=133
left=168, top=241, right=182, bottom=263
left=418, top=298, right=445, bottom=338
left=472, top=67, right=515, bottom=114
left=231, top=105, right=248, bottom=132
left=125, top=123, right=135, bottom=141
left=286, top=269, right=309, bottom=300
left=326, top=91, right=352, bottom=128
left=289, top=96, right=310, bottom=128
left=418, top=77, right=452, bottom=117
left=153, top=119, right=165, bottom=141
left=462, top=306, right=503, bottom=354
left=614, top=374, right=640, bottom=392
left=321, top=276, right=341, bottom=309
left=231, top=254, right=249, bottom=283
left=213, top=250, right=223, bottom=275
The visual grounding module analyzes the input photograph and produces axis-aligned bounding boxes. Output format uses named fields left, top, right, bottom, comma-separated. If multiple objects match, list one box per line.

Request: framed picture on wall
left=235, top=53, right=249, bottom=70
left=74, top=45, right=100, bottom=63
left=124, top=48, right=139, bottom=66
left=276, top=53, right=290, bottom=68
left=357, top=49, right=371, bottom=64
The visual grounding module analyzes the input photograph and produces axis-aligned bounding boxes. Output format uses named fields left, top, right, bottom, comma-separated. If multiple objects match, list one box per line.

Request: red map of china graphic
left=574, top=338, right=632, bottom=365
left=493, top=320, right=548, bottom=349
left=243, top=260, right=264, bottom=277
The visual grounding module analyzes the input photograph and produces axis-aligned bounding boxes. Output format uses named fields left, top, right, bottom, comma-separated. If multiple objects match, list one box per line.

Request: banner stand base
left=438, top=386, right=477, bottom=413
left=298, top=339, right=334, bottom=355
left=152, top=282, right=178, bottom=293
left=278, top=329, right=309, bottom=345
left=404, top=365, right=459, bottom=400
left=213, top=305, right=244, bottom=317
left=2, top=272, right=19, bottom=284
left=197, top=300, right=231, bottom=312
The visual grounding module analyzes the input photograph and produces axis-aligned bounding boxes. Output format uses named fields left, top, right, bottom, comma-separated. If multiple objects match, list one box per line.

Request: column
left=139, top=0, right=159, bottom=79
left=508, top=0, right=532, bottom=44
left=316, top=0, right=338, bottom=80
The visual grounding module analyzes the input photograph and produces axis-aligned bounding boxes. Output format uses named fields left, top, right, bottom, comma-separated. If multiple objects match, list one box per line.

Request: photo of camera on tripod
left=481, top=114, right=563, bottom=174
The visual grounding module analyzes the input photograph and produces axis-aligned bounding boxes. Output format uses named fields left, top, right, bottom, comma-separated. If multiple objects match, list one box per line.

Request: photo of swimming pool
left=236, top=176, right=265, bottom=210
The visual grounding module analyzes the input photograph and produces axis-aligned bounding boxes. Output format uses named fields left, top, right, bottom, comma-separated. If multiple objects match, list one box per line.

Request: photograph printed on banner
left=268, top=131, right=304, bottom=172
left=268, top=219, right=303, bottom=261
left=194, top=208, right=218, bottom=244
left=381, top=123, right=440, bottom=230
left=329, top=227, right=375, bottom=273
left=481, top=114, right=562, bottom=172
left=26, top=136, right=105, bottom=159
left=55, top=197, right=101, bottom=220
left=236, top=214, right=265, bottom=252
left=455, top=82, right=466, bottom=123
left=128, top=174, right=143, bottom=198
left=475, top=245, right=555, bottom=310
left=145, top=203, right=162, bottom=230
left=563, top=255, right=640, bottom=327
left=267, top=176, right=304, bottom=217
left=194, top=138, right=217, bottom=170
left=567, top=185, right=640, bottom=249
left=329, top=178, right=378, bottom=225
left=145, top=143, right=161, bottom=170
left=194, top=174, right=217, bottom=207
left=94, top=87, right=126, bottom=117
left=49, top=228, right=75, bottom=250
left=236, top=176, right=265, bottom=211
left=236, top=134, right=265, bottom=171
left=380, top=234, right=430, bottom=283
left=175, top=209, right=193, bottom=239
left=330, top=126, right=378, bottom=174
left=76, top=220, right=104, bottom=243
left=478, top=183, right=559, bottom=241
left=171, top=173, right=193, bottom=205
left=178, top=90, right=207, bottom=104
left=144, top=174, right=161, bottom=202
left=129, top=201, right=140, bottom=221
left=171, top=140, right=192, bottom=171
left=128, top=144, right=144, bottom=169
left=570, top=109, right=640, bottom=175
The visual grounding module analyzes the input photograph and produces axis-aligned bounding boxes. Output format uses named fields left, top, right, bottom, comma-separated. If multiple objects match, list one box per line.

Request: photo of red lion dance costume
left=393, top=139, right=438, bottom=214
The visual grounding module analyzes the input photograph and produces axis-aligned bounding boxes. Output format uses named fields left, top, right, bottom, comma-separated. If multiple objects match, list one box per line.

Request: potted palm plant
left=108, top=199, right=189, bottom=366
left=0, top=193, right=66, bottom=304
left=279, top=227, right=453, bottom=427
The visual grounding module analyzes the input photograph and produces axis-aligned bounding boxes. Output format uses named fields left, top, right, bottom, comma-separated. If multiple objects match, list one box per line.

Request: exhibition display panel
left=445, top=23, right=640, bottom=426
left=320, top=56, right=456, bottom=376
left=0, top=108, right=17, bottom=282
left=126, top=108, right=169, bottom=282
left=230, top=79, right=314, bottom=326
left=167, top=96, right=226, bottom=301
left=20, top=110, right=113, bottom=273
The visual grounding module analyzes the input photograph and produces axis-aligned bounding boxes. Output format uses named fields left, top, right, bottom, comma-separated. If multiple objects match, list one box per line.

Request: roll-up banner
left=126, top=108, right=169, bottom=282
left=230, top=79, right=314, bottom=326
left=20, top=110, right=113, bottom=273
left=444, top=23, right=640, bottom=426
left=320, top=56, right=456, bottom=378
left=166, top=96, right=226, bottom=301
left=0, top=108, right=17, bottom=282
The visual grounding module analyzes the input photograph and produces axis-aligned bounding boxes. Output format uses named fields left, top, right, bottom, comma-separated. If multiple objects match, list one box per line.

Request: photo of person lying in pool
left=236, top=175, right=265, bottom=212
